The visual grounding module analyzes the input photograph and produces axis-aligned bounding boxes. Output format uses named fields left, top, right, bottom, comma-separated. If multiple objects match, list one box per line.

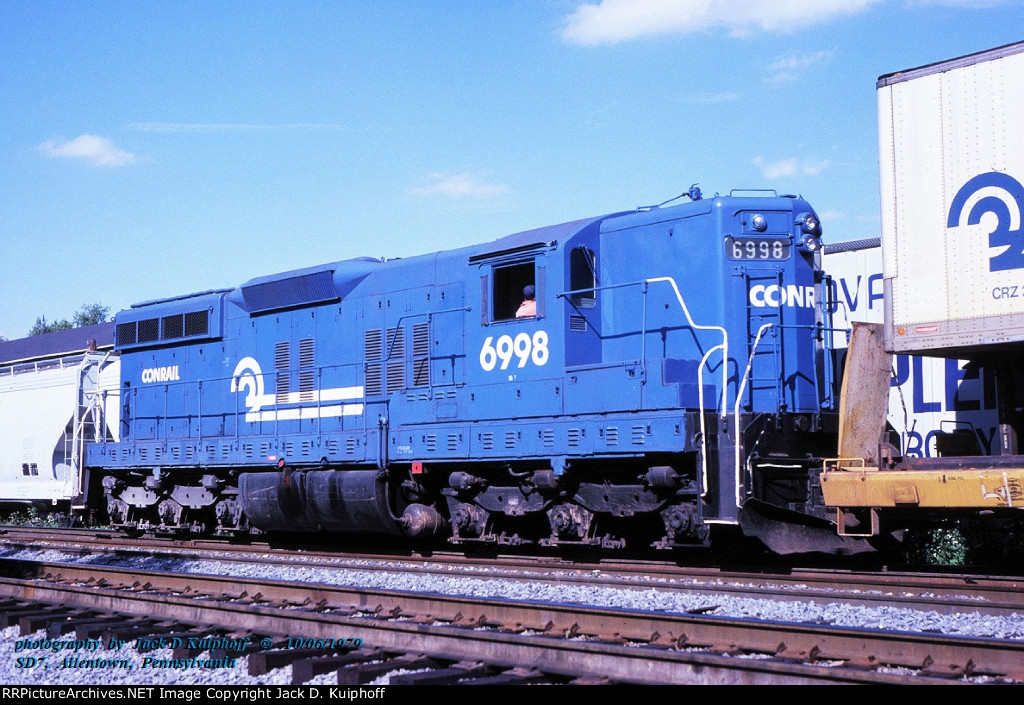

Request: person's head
left=523, top=285, right=535, bottom=301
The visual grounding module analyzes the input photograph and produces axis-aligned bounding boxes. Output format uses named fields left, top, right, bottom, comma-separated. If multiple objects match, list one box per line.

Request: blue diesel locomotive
left=86, top=189, right=843, bottom=552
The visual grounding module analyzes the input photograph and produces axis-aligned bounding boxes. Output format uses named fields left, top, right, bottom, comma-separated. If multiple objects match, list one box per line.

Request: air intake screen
left=241, top=270, right=339, bottom=313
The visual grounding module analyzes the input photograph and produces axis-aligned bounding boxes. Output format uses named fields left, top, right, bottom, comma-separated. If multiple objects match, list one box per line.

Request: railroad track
left=2, top=526, right=1023, bottom=617
left=0, top=557, right=1021, bottom=685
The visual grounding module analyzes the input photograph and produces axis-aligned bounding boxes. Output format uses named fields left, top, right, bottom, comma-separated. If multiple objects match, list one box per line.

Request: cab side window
left=569, top=246, right=597, bottom=309
left=492, top=261, right=535, bottom=321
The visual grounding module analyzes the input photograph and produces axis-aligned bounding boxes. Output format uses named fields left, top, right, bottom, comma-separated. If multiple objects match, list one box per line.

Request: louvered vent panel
left=412, top=322, right=430, bottom=388
left=570, top=315, right=588, bottom=332
left=632, top=425, right=647, bottom=445
left=568, top=428, right=582, bottom=447
left=364, top=329, right=383, bottom=396
left=275, top=341, right=291, bottom=404
left=299, top=338, right=315, bottom=402
left=365, top=365, right=383, bottom=397
left=386, top=327, right=405, bottom=394
left=275, top=341, right=290, bottom=368
left=386, top=360, right=405, bottom=394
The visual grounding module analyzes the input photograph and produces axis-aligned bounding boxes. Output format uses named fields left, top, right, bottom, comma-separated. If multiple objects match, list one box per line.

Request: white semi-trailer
left=879, top=41, right=1024, bottom=354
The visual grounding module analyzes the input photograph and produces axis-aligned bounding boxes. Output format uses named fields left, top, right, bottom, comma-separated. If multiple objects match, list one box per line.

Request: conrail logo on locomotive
left=230, top=356, right=364, bottom=422
left=140, top=365, right=180, bottom=383
left=947, top=171, right=1024, bottom=272
left=748, top=284, right=815, bottom=308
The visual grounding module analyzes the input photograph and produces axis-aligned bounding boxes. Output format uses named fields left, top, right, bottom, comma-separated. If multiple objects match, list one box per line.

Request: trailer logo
left=948, top=171, right=1024, bottom=272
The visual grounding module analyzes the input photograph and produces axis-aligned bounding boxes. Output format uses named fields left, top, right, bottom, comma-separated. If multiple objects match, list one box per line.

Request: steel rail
left=0, top=558, right=1020, bottom=684
left=2, top=527, right=1023, bottom=616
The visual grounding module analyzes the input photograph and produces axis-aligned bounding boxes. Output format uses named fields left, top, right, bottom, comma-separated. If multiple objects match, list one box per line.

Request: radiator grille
left=137, top=318, right=159, bottom=343
left=162, top=314, right=184, bottom=339
left=184, top=310, right=209, bottom=336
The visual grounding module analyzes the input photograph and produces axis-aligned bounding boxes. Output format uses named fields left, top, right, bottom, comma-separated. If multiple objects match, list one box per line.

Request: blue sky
left=1, top=0, right=1021, bottom=339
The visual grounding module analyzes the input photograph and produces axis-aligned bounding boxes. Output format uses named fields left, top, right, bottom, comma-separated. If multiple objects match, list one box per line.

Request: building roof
left=0, top=322, right=115, bottom=365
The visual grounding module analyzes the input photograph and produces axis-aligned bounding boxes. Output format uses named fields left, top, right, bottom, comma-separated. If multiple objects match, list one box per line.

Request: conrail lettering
left=748, top=284, right=815, bottom=308
left=141, top=365, right=180, bottom=383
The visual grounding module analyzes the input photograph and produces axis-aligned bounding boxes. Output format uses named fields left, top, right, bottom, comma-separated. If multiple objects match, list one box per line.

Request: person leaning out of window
left=516, top=285, right=536, bottom=318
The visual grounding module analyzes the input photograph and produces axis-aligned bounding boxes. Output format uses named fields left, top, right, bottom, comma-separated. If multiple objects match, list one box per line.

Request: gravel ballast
left=1, top=546, right=1021, bottom=684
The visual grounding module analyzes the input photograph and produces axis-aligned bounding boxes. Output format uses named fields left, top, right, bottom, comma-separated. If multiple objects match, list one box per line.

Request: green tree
left=29, top=315, right=72, bottom=335
left=29, top=304, right=110, bottom=336
left=72, top=303, right=110, bottom=327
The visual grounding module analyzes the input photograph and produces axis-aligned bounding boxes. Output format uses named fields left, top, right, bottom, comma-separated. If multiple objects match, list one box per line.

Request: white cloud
left=410, top=172, right=510, bottom=198
left=755, top=156, right=798, bottom=179
left=561, top=0, right=880, bottom=45
left=38, top=134, right=135, bottom=167
left=766, top=49, right=836, bottom=82
left=754, top=156, right=831, bottom=179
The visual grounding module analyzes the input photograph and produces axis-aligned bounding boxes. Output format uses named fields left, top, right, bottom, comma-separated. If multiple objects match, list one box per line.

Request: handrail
left=645, top=277, right=728, bottom=500
left=560, top=276, right=729, bottom=499
left=734, top=323, right=775, bottom=507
